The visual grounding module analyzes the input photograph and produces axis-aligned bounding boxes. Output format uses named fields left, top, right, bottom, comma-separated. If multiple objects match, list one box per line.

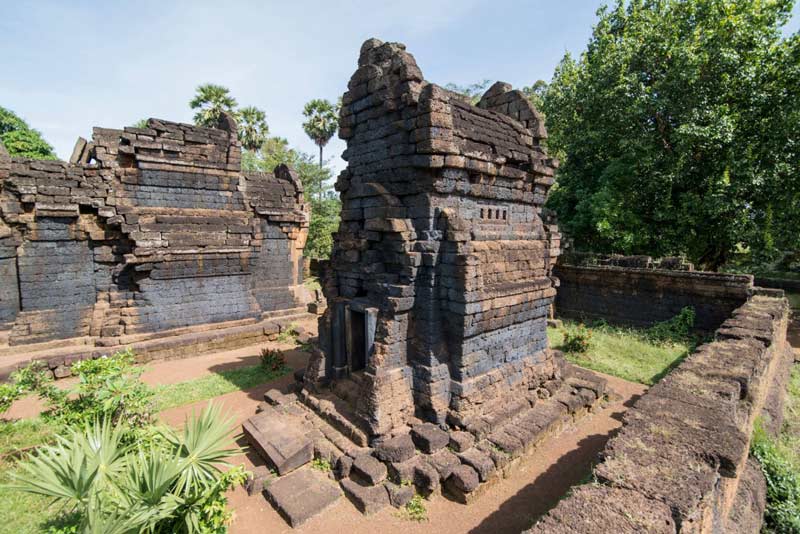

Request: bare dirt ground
left=162, top=370, right=644, bottom=534
left=4, top=314, right=646, bottom=533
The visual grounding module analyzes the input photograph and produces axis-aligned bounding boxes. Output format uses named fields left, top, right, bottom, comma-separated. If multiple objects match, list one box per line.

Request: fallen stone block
left=264, top=468, right=341, bottom=527
left=351, top=454, right=387, bottom=486
left=374, top=433, right=416, bottom=463
left=340, top=478, right=390, bottom=515
left=448, top=430, right=475, bottom=453
left=411, top=422, right=449, bottom=453
left=243, top=408, right=313, bottom=475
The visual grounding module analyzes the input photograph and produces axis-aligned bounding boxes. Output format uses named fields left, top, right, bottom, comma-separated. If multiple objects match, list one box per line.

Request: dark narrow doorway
left=349, top=309, right=366, bottom=372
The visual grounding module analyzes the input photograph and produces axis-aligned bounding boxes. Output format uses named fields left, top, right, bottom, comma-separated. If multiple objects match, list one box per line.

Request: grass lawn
left=777, top=364, right=800, bottom=467
left=547, top=321, right=694, bottom=385
left=155, top=363, right=290, bottom=410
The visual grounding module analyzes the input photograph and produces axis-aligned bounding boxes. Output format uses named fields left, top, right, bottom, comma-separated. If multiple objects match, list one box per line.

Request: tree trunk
left=318, top=145, right=324, bottom=202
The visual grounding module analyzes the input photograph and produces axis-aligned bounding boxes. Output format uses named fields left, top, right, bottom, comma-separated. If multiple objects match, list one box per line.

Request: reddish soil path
left=158, top=372, right=645, bottom=534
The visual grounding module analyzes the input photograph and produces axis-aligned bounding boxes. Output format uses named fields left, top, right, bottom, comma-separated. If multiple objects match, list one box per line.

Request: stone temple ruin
left=0, top=114, right=310, bottom=374
left=242, top=38, right=606, bottom=526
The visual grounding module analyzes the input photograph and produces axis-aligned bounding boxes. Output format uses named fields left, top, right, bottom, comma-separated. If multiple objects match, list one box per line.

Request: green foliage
left=276, top=323, right=300, bottom=344
left=549, top=320, right=692, bottom=385
left=10, top=403, right=246, bottom=534
left=645, top=306, right=696, bottom=344
left=154, top=362, right=290, bottom=411
left=259, top=348, right=286, bottom=372
left=242, top=139, right=340, bottom=259
left=310, top=457, right=331, bottom=472
left=562, top=324, right=593, bottom=353
left=542, top=0, right=800, bottom=270
left=0, top=382, right=22, bottom=414
left=37, top=350, right=154, bottom=433
left=301, top=98, right=339, bottom=169
left=521, top=79, right=548, bottom=110
left=238, top=106, right=269, bottom=151
left=398, top=494, right=428, bottom=522
left=130, top=119, right=149, bottom=129
left=0, top=106, right=57, bottom=160
left=190, top=84, right=238, bottom=128
left=752, top=421, right=800, bottom=532
left=444, top=79, right=493, bottom=104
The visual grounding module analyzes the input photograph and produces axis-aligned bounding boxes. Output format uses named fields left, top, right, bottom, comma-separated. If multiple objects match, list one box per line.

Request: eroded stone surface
left=243, top=407, right=313, bottom=475
left=264, top=468, right=341, bottom=527
left=351, top=454, right=387, bottom=486
left=340, top=478, right=390, bottom=515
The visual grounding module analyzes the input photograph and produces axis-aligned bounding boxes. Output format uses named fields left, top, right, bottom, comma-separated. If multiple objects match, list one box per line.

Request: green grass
left=304, top=276, right=322, bottom=292
left=787, top=292, right=800, bottom=310
left=776, top=364, right=800, bottom=467
left=547, top=321, right=693, bottom=385
left=155, top=363, right=291, bottom=411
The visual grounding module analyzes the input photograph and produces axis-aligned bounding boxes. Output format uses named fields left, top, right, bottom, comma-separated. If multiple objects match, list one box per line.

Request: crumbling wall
left=0, top=115, right=308, bottom=347
left=526, top=294, right=793, bottom=533
left=554, top=256, right=753, bottom=331
left=307, top=39, right=561, bottom=439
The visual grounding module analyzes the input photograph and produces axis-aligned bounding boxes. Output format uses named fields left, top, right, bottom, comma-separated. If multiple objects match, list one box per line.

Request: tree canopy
left=238, top=106, right=269, bottom=151
left=542, top=0, right=800, bottom=270
left=242, top=137, right=339, bottom=259
left=301, top=99, right=339, bottom=169
left=0, top=106, right=57, bottom=160
left=190, top=84, right=238, bottom=128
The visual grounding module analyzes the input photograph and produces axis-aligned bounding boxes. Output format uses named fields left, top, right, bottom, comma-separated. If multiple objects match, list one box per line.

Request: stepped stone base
left=242, top=362, right=609, bottom=527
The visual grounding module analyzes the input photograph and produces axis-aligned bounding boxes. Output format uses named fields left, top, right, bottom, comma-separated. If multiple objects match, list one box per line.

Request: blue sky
left=2, top=1, right=799, bottom=172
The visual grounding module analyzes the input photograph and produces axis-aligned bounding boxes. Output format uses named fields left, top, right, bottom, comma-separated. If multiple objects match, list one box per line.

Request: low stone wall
left=554, top=261, right=754, bottom=331
left=526, top=295, right=793, bottom=533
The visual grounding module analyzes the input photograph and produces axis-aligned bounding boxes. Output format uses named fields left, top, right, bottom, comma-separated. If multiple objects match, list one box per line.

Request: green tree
left=301, top=99, right=339, bottom=171
left=190, top=84, right=238, bottom=128
left=0, top=106, right=56, bottom=160
left=542, top=0, right=799, bottom=270
left=521, top=80, right=548, bottom=111
left=238, top=106, right=269, bottom=151
left=243, top=137, right=339, bottom=259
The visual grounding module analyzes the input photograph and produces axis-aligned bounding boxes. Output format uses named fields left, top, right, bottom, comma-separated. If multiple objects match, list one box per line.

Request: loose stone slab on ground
left=264, top=468, right=342, bottom=527
left=242, top=406, right=313, bottom=475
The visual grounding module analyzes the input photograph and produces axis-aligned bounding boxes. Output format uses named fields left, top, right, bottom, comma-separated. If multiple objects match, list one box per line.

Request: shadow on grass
left=156, top=343, right=313, bottom=411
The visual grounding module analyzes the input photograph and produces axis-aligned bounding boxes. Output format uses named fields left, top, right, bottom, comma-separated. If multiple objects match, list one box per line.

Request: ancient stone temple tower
left=306, top=39, right=563, bottom=438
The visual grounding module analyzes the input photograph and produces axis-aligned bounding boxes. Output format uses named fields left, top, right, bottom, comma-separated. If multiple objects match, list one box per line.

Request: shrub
left=562, top=325, right=593, bottom=353
left=11, top=402, right=247, bottom=534
left=646, top=307, right=695, bottom=343
left=259, top=348, right=286, bottom=372
left=43, top=349, right=154, bottom=433
left=399, top=494, right=428, bottom=522
left=0, top=383, right=22, bottom=415
left=751, top=424, right=800, bottom=532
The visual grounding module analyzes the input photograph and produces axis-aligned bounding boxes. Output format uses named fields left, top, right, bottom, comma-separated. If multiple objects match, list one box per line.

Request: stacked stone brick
left=304, top=38, right=564, bottom=440
left=527, top=294, right=793, bottom=533
left=0, top=114, right=309, bottom=349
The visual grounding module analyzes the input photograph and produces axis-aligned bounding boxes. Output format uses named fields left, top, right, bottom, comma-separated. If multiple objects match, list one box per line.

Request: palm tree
left=190, top=84, right=238, bottom=128
left=238, top=106, right=269, bottom=151
left=301, top=99, right=338, bottom=169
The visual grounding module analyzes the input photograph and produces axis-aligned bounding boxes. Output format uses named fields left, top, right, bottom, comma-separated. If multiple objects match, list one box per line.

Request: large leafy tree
left=238, top=106, right=269, bottom=151
left=190, top=84, right=238, bottom=128
left=444, top=79, right=493, bottom=104
left=301, top=99, right=339, bottom=170
left=0, top=106, right=56, bottom=160
left=542, top=0, right=799, bottom=270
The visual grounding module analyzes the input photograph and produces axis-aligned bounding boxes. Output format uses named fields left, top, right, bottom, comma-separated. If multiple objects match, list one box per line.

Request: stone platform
left=0, top=308, right=314, bottom=381
left=242, top=362, right=608, bottom=527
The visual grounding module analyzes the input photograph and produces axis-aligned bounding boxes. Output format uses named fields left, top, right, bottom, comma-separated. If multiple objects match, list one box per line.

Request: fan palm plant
left=9, top=402, right=244, bottom=533
left=190, top=84, right=238, bottom=128
left=238, top=106, right=269, bottom=151
left=301, top=98, right=339, bottom=171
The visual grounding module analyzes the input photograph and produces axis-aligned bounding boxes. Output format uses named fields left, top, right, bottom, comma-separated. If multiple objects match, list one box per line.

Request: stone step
left=243, top=405, right=314, bottom=476
left=264, top=467, right=342, bottom=527
left=298, top=389, right=370, bottom=447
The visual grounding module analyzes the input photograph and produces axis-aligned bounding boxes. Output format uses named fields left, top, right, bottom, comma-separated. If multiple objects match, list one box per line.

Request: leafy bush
left=259, top=348, right=286, bottom=372
left=398, top=494, right=428, bottom=522
left=751, top=424, right=800, bottom=532
left=562, top=325, right=593, bottom=353
left=645, top=307, right=695, bottom=344
left=11, top=403, right=246, bottom=534
left=42, top=350, right=154, bottom=433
